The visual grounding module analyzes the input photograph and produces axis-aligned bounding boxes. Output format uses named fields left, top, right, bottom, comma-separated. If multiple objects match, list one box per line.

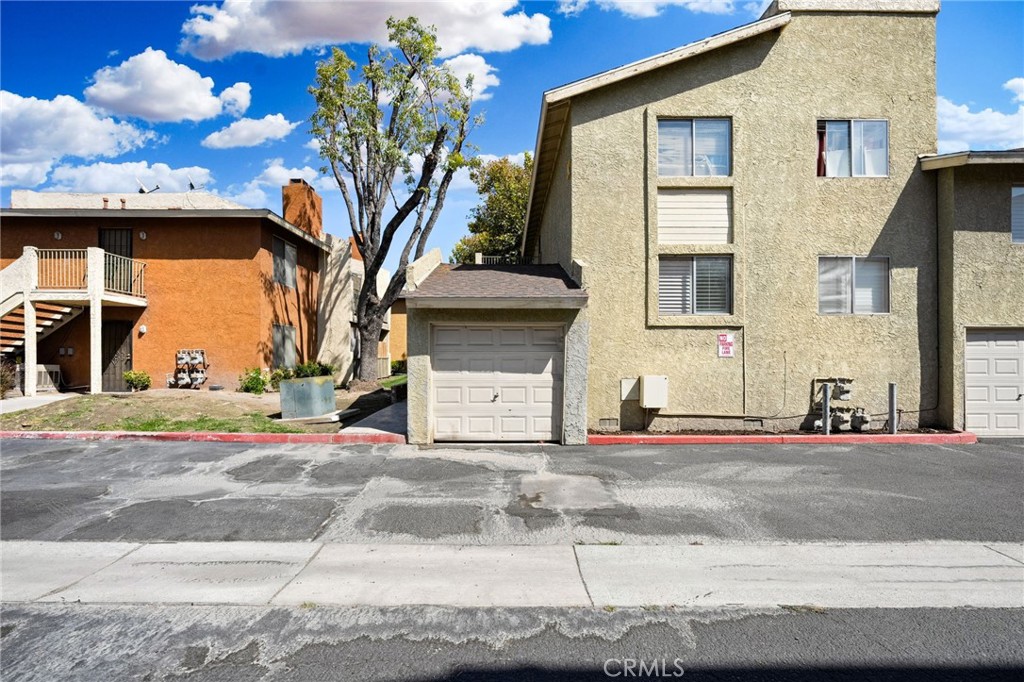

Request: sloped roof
left=405, top=264, right=587, bottom=309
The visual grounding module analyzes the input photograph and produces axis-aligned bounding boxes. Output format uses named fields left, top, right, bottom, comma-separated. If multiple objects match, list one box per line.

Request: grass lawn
left=380, top=374, right=407, bottom=389
left=115, top=413, right=300, bottom=433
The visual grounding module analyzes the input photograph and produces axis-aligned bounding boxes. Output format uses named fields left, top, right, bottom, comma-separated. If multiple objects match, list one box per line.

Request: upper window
left=1012, top=187, right=1024, bottom=243
left=659, top=256, right=732, bottom=316
left=818, top=256, right=890, bottom=315
left=658, top=119, right=731, bottom=177
left=817, top=120, right=888, bottom=177
left=273, top=236, right=297, bottom=288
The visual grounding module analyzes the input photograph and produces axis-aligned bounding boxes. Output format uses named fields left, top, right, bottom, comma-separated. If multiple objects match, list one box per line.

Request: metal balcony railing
left=103, top=253, right=146, bottom=297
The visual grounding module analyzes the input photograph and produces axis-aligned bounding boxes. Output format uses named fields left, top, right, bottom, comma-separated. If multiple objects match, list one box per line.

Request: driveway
left=1, top=439, right=1021, bottom=544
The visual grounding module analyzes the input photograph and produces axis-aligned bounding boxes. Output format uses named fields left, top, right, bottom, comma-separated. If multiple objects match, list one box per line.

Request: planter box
left=279, top=375, right=335, bottom=419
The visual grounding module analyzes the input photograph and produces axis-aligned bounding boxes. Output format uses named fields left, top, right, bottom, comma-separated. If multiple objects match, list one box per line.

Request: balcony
left=2, top=247, right=147, bottom=314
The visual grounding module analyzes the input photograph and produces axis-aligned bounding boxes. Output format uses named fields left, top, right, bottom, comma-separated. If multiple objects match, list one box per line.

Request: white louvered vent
left=657, top=189, right=732, bottom=244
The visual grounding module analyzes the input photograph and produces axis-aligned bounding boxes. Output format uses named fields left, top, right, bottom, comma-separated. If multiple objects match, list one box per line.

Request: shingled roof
left=405, top=264, right=588, bottom=309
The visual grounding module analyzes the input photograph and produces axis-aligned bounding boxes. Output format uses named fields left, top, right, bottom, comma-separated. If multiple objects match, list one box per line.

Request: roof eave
left=405, top=295, right=588, bottom=310
left=920, top=151, right=1024, bottom=171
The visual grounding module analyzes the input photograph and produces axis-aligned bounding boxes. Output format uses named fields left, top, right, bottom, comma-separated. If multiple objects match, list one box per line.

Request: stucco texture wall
left=937, top=164, right=1024, bottom=429
left=1, top=216, right=321, bottom=389
left=389, top=299, right=408, bottom=361
left=556, top=11, right=939, bottom=432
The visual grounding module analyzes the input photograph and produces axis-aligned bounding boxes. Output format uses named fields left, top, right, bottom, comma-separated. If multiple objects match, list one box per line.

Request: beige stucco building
left=405, top=0, right=1024, bottom=444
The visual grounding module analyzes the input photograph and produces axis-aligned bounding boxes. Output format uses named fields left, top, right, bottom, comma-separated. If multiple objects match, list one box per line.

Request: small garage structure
left=404, top=263, right=588, bottom=444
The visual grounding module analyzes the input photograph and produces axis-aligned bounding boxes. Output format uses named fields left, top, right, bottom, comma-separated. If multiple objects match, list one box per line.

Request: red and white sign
left=717, top=333, right=735, bottom=358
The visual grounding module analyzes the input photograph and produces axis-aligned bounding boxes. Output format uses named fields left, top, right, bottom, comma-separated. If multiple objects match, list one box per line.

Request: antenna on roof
left=187, top=174, right=204, bottom=192
left=136, top=177, right=160, bottom=194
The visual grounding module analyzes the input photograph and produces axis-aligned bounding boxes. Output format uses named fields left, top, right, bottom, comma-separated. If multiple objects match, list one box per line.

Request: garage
left=965, top=329, right=1024, bottom=436
left=432, top=325, right=563, bottom=441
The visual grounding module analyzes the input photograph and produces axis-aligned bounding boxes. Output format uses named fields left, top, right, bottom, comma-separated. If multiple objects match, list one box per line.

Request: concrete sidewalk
left=2, top=541, right=1021, bottom=609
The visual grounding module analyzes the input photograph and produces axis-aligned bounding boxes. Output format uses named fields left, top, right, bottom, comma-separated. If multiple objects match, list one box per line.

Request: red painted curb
left=588, top=432, right=978, bottom=445
left=0, top=430, right=405, bottom=445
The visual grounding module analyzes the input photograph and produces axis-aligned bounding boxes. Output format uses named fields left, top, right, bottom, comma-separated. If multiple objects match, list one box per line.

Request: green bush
left=294, top=360, right=335, bottom=378
left=0, top=360, right=16, bottom=399
left=238, top=367, right=269, bottom=394
left=123, top=370, right=152, bottom=391
left=269, top=367, right=294, bottom=390
left=391, top=359, right=407, bottom=375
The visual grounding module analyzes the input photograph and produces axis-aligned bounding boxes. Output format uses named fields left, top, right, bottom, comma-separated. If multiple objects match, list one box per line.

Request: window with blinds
left=818, top=256, right=890, bottom=314
left=1012, top=187, right=1024, bottom=244
left=659, top=256, right=732, bottom=315
left=657, top=189, right=732, bottom=244
left=273, top=236, right=297, bottom=288
left=658, top=119, right=731, bottom=177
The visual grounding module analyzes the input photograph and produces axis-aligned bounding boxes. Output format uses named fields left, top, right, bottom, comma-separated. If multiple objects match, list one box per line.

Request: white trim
left=776, top=0, right=939, bottom=12
left=920, top=151, right=1024, bottom=171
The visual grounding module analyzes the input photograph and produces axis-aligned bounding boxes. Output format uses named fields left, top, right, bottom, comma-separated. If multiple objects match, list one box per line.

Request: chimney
left=102, top=197, right=109, bottom=209
left=282, top=178, right=323, bottom=240
left=120, top=198, right=127, bottom=209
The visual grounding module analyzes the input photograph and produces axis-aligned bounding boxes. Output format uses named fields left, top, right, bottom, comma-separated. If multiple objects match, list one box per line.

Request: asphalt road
left=1, top=438, right=1021, bottom=544
left=1, top=604, right=1021, bottom=681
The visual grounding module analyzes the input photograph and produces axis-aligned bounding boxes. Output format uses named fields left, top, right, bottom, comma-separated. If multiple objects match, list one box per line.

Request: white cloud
left=179, top=0, right=551, bottom=60
left=1004, top=77, right=1024, bottom=104
left=84, top=48, right=250, bottom=122
left=444, top=54, right=500, bottom=102
left=219, top=82, right=252, bottom=117
left=47, top=161, right=214, bottom=193
left=223, top=158, right=334, bottom=208
left=202, top=114, right=299, bottom=149
left=937, top=90, right=1024, bottom=154
left=557, top=0, right=736, bottom=18
left=0, top=90, right=155, bottom=187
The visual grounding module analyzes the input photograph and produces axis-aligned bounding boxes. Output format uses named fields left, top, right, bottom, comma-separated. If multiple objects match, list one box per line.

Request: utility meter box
left=639, top=375, right=669, bottom=409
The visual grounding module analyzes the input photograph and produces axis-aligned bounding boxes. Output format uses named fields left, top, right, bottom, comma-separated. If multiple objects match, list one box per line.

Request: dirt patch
left=0, top=386, right=396, bottom=434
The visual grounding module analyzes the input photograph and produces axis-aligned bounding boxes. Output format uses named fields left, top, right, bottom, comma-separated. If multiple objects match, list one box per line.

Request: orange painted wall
left=1, top=215, right=321, bottom=389
left=389, top=298, right=408, bottom=361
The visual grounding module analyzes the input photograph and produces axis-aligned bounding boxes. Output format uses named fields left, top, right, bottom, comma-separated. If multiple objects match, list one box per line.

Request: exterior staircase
left=1, top=303, right=85, bottom=355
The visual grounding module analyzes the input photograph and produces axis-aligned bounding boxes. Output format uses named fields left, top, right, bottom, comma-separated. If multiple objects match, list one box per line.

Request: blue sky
left=2, top=1, right=1022, bottom=272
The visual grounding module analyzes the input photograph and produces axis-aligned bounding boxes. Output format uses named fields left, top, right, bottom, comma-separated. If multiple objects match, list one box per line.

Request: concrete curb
left=588, top=432, right=978, bottom=445
left=0, top=430, right=405, bottom=445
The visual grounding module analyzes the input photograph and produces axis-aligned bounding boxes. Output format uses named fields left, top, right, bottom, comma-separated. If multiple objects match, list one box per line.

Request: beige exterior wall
left=543, top=10, right=939, bottom=431
left=936, top=164, right=1024, bottom=429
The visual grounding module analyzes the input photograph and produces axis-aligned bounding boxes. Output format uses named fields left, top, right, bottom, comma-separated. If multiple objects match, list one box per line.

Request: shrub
left=0, top=360, right=16, bottom=399
left=238, top=368, right=269, bottom=394
left=294, top=360, right=335, bottom=378
left=123, top=370, right=152, bottom=391
left=269, top=367, right=294, bottom=390
left=391, top=359, right=407, bottom=375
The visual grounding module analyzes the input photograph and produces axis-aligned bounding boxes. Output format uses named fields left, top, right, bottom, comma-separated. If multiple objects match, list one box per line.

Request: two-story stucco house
left=0, top=180, right=390, bottom=394
left=404, top=0, right=1023, bottom=443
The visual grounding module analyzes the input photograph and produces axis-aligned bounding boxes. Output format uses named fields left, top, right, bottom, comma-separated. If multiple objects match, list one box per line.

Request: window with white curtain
left=1012, top=187, right=1024, bottom=243
left=658, top=119, right=731, bottom=176
left=659, top=256, right=732, bottom=315
left=816, top=120, right=888, bottom=177
left=818, top=256, right=890, bottom=314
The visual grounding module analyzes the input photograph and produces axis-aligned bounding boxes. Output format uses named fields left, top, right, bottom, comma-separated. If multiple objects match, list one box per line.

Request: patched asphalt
left=0, top=438, right=1021, bottom=544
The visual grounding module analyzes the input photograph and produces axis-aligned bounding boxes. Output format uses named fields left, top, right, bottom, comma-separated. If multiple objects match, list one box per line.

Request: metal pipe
left=822, top=383, right=831, bottom=435
left=888, top=382, right=898, bottom=434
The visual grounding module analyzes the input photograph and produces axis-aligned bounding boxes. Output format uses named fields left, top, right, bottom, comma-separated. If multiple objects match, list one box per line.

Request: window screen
left=658, top=119, right=730, bottom=177
left=819, top=256, right=889, bottom=314
left=659, top=256, right=732, bottom=315
left=273, top=236, right=297, bottom=288
left=1012, top=187, right=1024, bottom=244
left=272, top=324, right=297, bottom=369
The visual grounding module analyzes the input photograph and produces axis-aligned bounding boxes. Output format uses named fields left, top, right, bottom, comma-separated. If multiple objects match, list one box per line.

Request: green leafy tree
left=310, top=17, right=477, bottom=382
left=451, top=153, right=533, bottom=264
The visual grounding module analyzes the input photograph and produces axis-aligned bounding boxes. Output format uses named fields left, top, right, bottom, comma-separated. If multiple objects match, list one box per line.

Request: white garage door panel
left=432, top=325, right=563, bottom=441
left=965, top=329, right=1024, bottom=436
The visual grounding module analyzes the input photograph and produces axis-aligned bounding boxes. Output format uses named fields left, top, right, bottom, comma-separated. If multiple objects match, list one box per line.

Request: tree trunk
left=357, top=316, right=384, bottom=383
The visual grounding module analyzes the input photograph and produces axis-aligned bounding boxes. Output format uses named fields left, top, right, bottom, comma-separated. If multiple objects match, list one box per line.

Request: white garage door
left=432, top=325, right=563, bottom=441
left=965, top=329, right=1024, bottom=436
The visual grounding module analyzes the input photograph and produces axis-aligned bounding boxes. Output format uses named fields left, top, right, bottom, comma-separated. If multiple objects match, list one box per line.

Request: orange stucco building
left=1, top=180, right=331, bottom=391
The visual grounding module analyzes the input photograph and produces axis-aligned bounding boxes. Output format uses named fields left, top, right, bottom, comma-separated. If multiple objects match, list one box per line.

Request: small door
left=965, top=329, right=1024, bottom=436
left=102, top=321, right=133, bottom=392
left=99, top=228, right=133, bottom=258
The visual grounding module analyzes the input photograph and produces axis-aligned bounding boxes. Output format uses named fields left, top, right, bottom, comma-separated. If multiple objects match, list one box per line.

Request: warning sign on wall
left=717, top=333, right=735, bottom=358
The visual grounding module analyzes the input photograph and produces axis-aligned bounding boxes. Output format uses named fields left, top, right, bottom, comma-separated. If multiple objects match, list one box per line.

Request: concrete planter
left=279, top=375, right=335, bottom=419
